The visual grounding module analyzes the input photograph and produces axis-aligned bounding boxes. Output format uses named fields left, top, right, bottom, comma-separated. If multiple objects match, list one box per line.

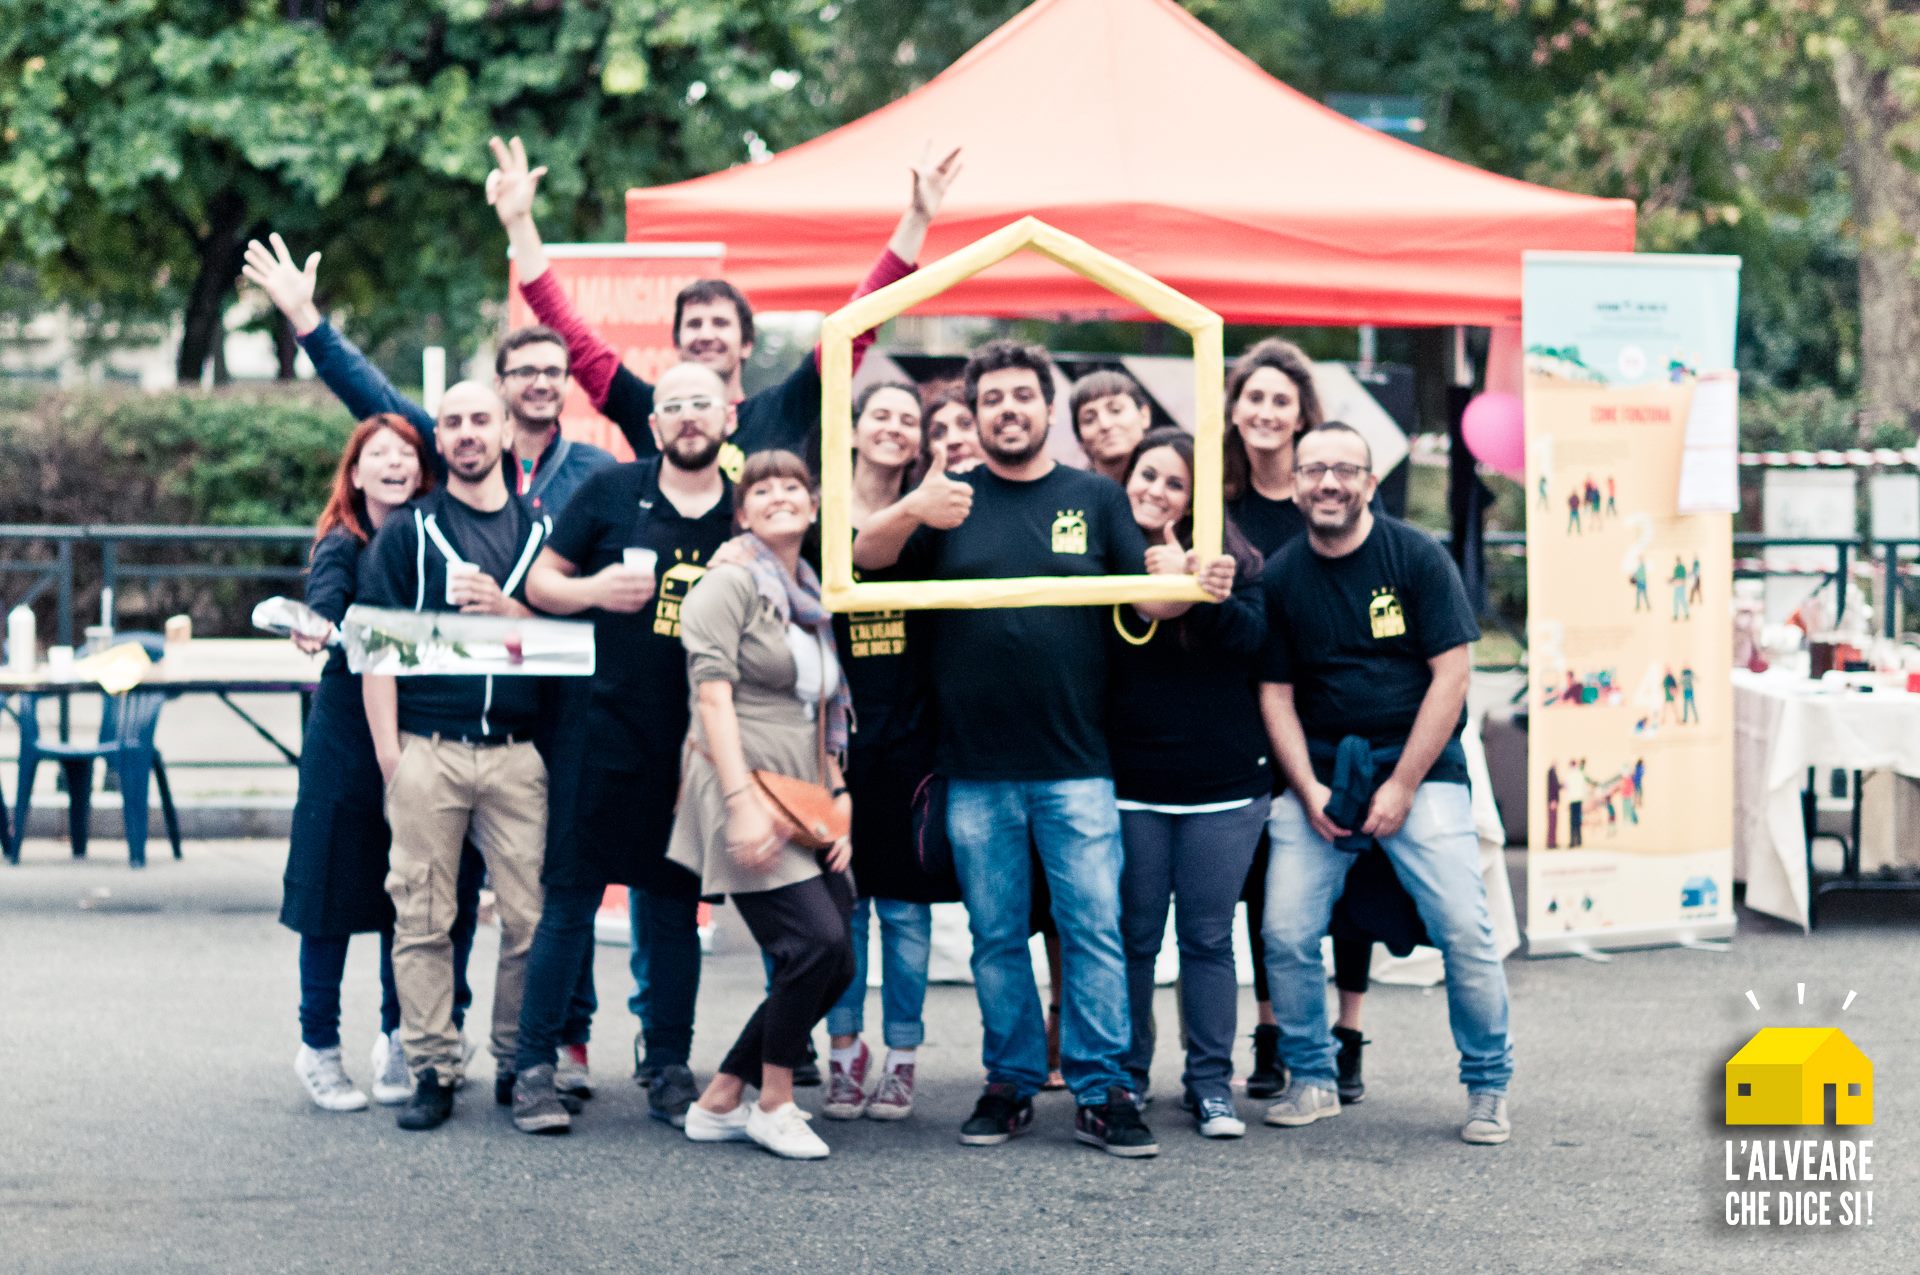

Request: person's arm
left=682, top=570, right=783, bottom=869
left=525, top=547, right=655, bottom=616
left=295, top=532, right=357, bottom=652
left=241, top=233, right=437, bottom=443
left=364, top=673, right=402, bottom=784
left=354, top=518, right=415, bottom=782
left=1116, top=487, right=1195, bottom=621
left=853, top=467, right=971, bottom=569
left=1362, top=644, right=1471, bottom=838
left=1260, top=682, right=1350, bottom=843
left=1178, top=570, right=1267, bottom=655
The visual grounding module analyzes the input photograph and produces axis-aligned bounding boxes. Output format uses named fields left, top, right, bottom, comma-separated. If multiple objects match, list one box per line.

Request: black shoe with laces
left=958, top=1082, right=1034, bottom=1146
left=1246, top=1024, right=1286, bottom=1099
left=1074, top=1086, right=1160, bottom=1158
left=792, top=1040, right=823, bottom=1088
left=1333, top=1026, right=1368, bottom=1104
left=397, top=1067, right=454, bottom=1131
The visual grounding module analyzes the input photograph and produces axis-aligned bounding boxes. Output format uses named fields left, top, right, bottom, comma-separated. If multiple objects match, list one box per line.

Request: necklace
left=1111, top=605, right=1158, bottom=647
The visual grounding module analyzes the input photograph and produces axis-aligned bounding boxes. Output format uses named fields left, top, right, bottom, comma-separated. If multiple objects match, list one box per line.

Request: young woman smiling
left=1112, top=428, right=1269, bottom=1138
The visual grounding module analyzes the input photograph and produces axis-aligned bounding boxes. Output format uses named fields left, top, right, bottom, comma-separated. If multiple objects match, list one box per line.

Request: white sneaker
left=295, top=1045, right=369, bottom=1112
left=448, top=1031, right=477, bottom=1090
left=684, top=1101, right=752, bottom=1143
left=747, top=1101, right=830, bottom=1160
left=370, top=1032, right=414, bottom=1106
left=1263, top=1079, right=1341, bottom=1127
left=1195, top=1096, right=1247, bottom=1139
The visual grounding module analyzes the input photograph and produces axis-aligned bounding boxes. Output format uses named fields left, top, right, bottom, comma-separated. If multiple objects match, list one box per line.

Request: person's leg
left=561, top=936, right=597, bottom=1049
left=638, top=887, right=702, bottom=1070
left=627, top=889, right=650, bottom=1019
left=826, top=895, right=872, bottom=1046
left=731, top=876, right=857, bottom=1111
left=1117, top=808, right=1175, bottom=1094
left=1332, top=940, right=1371, bottom=1028
left=873, top=898, right=931, bottom=1050
left=1168, top=802, right=1265, bottom=1105
left=298, top=934, right=351, bottom=1050
left=449, top=840, right=483, bottom=1032
left=465, top=743, right=548, bottom=1072
left=1029, top=777, right=1131, bottom=1105
left=1259, top=792, right=1354, bottom=1092
left=947, top=779, right=1048, bottom=1097
left=1242, top=832, right=1275, bottom=1022
left=512, top=881, right=602, bottom=1075
left=377, top=930, right=401, bottom=1036
left=1376, top=783, right=1513, bottom=1094
left=383, top=736, right=469, bottom=1081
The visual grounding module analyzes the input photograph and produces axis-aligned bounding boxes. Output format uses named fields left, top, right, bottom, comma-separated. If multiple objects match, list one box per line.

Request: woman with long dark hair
left=821, top=382, right=948, bottom=1122
left=282, top=413, right=434, bottom=1111
left=1112, top=428, right=1269, bottom=1137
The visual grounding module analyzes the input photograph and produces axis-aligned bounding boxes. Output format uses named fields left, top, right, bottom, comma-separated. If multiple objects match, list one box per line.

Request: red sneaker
left=822, top=1041, right=871, bottom=1119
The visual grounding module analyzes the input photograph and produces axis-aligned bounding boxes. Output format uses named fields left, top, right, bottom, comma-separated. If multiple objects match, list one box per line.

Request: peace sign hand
left=909, top=143, right=964, bottom=222
left=486, top=135, right=548, bottom=228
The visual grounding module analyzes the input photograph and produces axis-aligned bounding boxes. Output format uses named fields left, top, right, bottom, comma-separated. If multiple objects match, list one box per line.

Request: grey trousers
left=1118, top=800, right=1268, bottom=1104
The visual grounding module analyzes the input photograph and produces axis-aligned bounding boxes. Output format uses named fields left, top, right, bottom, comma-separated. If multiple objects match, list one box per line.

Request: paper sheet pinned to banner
left=1677, top=371, right=1739, bottom=514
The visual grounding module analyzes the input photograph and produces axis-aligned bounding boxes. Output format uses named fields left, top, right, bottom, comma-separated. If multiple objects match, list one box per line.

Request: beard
left=663, top=431, right=724, bottom=471
left=447, top=446, right=500, bottom=483
left=1304, top=492, right=1363, bottom=534
left=979, top=414, right=1049, bottom=467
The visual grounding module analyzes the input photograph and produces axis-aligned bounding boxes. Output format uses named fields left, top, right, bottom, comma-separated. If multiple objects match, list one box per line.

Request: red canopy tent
left=624, top=0, right=1634, bottom=328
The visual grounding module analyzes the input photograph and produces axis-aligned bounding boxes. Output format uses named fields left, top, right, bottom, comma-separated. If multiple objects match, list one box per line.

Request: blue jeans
left=825, top=896, right=932, bottom=1048
left=1261, top=783, right=1514, bottom=1093
left=627, top=890, right=649, bottom=1018
left=948, top=777, right=1131, bottom=1104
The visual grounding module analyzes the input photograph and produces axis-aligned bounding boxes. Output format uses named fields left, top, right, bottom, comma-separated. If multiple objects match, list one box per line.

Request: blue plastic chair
left=8, top=640, right=182, bottom=868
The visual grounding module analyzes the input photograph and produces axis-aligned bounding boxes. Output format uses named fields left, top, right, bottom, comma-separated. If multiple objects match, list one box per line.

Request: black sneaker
left=958, top=1082, right=1034, bottom=1146
left=648, top=1063, right=698, bottom=1128
left=397, top=1067, right=453, bottom=1131
left=1246, top=1024, right=1286, bottom=1099
left=1074, top=1086, right=1160, bottom=1158
left=497, top=1067, right=579, bottom=1113
left=510, top=1064, right=573, bottom=1135
left=1333, top=1026, right=1367, bottom=1104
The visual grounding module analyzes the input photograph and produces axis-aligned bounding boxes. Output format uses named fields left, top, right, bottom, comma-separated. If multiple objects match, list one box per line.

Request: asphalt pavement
left=3, top=837, right=1915, bottom=1274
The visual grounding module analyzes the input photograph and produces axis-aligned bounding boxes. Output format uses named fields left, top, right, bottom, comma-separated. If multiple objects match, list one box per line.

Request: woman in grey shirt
left=671, top=450, right=856, bottom=1160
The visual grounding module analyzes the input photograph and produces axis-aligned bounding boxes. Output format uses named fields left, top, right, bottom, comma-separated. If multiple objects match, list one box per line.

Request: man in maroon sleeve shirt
left=486, top=136, right=962, bottom=480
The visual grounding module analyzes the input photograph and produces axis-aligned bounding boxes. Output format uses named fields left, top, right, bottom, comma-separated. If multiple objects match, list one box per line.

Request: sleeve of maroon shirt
left=517, top=270, right=632, bottom=411
left=815, top=248, right=916, bottom=375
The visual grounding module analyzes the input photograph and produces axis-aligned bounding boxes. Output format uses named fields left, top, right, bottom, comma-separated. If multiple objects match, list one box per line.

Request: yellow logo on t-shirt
left=1051, top=510, right=1088, bottom=555
left=718, top=442, right=746, bottom=483
left=848, top=610, right=907, bottom=658
left=1369, top=588, right=1406, bottom=640
left=654, top=552, right=708, bottom=637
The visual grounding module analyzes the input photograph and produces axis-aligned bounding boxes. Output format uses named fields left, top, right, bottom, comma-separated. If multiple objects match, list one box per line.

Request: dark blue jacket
left=297, top=320, right=615, bottom=517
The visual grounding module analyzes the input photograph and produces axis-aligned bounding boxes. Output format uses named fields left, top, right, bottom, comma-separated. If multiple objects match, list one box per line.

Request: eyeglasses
left=657, top=397, right=718, bottom=418
left=503, top=366, right=567, bottom=383
left=1294, top=462, right=1369, bottom=484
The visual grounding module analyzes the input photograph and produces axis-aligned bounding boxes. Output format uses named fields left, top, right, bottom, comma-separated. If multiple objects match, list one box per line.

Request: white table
left=1733, top=669, right=1920, bottom=929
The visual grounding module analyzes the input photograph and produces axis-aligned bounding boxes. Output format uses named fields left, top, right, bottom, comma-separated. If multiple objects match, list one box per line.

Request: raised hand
left=485, top=135, right=548, bottom=228
left=907, top=465, right=974, bottom=530
left=1144, top=521, right=1186, bottom=576
left=240, top=232, right=322, bottom=335
left=909, top=142, right=964, bottom=223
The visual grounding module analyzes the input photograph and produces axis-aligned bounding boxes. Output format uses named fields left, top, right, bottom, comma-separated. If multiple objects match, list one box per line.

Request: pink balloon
left=1462, top=391, right=1526, bottom=479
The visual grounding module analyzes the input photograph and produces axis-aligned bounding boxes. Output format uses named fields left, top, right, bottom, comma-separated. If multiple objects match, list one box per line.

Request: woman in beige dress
left=670, top=450, right=856, bottom=1160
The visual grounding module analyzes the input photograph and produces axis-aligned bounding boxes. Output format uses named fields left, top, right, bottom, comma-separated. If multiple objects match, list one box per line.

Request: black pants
left=720, top=872, right=856, bottom=1088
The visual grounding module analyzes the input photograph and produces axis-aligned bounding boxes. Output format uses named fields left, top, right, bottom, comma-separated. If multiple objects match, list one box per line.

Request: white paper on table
left=1677, top=371, right=1739, bottom=514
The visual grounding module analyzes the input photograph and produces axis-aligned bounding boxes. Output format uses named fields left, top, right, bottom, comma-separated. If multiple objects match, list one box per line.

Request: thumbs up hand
left=907, top=465, right=974, bottom=530
left=1144, top=521, right=1187, bottom=576
left=1187, top=549, right=1237, bottom=602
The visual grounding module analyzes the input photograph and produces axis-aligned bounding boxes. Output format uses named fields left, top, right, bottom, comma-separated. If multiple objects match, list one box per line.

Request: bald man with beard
left=357, top=377, right=558, bottom=1131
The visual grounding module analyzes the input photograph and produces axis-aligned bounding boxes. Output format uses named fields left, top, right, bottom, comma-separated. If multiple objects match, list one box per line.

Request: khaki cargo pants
left=384, top=732, right=547, bottom=1081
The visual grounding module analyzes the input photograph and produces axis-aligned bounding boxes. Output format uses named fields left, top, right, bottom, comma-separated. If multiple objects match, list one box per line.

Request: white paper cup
left=623, top=548, right=658, bottom=576
left=445, top=562, right=480, bottom=606
left=47, top=645, right=74, bottom=678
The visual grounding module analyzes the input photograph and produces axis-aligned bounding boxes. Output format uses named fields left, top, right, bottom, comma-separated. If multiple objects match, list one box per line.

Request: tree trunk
left=273, top=317, right=298, bottom=380
left=1831, top=36, right=1920, bottom=434
left=174, top=189, right=250, bottom=386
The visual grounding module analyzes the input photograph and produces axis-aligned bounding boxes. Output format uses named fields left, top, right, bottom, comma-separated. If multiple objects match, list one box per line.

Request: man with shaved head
left=507, top=361, right=741, bottom=1133
left=355, top=378, right=556, bottom=1131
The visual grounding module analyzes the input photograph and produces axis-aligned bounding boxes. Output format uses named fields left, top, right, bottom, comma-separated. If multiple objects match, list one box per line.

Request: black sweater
left=1107, top=570, right=1271, bottom=806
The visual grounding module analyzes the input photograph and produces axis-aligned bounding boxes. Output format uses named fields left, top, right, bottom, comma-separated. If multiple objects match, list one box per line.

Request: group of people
left=253, top=136, right=1514, bottom=1162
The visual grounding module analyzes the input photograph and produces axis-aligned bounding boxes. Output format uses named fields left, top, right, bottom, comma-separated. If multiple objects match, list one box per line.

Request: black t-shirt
left=447, top=498, right=530, bottom=583
left=1259, top=514, right=1479, bottom=774
left=543, top=459, right=735, bottom=756
left=833, top=563, right=931, bottom=757
left=899, top=464, right=1148, bottom=781
left=1231, top=486, right=1387, bottom=559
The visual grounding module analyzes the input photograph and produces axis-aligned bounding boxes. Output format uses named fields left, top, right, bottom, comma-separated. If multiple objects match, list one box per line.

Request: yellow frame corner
left=818, top=217, right=1224, bottom=612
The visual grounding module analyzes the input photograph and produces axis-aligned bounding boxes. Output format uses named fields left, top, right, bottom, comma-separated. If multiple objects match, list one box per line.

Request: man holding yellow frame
left=855, top=339, right=1231, bottom=1158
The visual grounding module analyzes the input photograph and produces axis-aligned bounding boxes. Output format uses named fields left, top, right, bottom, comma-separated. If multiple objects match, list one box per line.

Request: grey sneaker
left=648, top=1063, right=698, bottom=1128
left=510, top=1064, right=573, bottom=1135
left=1461, top=1091, right=1510, bottom=1145
left=370, top=1032, right=413, bottom=1106
left=1262, top=1078, right=1341, bottom=1128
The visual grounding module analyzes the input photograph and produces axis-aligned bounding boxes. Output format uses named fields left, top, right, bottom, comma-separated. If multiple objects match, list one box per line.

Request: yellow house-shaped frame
left=1725, top=1027, right=1872, bottom=1126
left=818, top=217, right=1223, bottom=612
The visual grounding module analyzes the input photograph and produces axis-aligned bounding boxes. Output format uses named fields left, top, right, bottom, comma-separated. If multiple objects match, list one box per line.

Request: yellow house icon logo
left=1725, top=1027, right=1872, bottom=1126
left=1369, top=589, right=1406, bottom=639
left=1051, top=510, right=1088, bottom=555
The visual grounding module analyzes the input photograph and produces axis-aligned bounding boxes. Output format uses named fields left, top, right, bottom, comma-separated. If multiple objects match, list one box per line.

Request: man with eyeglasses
left=243, top=233, right=618, bottom=517
left=505, top=361, right=743, bottom=1133
left=1254, top=423, right=1514, bottom=1146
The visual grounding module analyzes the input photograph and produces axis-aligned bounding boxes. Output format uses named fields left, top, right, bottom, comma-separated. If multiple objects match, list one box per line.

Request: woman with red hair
left=283, top=413, right=435, bottom=1111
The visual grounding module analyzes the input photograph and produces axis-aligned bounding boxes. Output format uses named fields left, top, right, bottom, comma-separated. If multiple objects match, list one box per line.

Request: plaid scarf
left=735, top=533, right=850, bottom=756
